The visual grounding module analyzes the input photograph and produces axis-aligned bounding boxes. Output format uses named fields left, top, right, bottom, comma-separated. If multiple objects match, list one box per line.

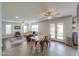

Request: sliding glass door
left=50, top=23, right=64, bottom=40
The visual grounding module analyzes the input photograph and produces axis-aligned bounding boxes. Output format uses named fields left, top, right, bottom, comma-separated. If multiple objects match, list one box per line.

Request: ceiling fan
left=41, top=10, right=60, bottom=20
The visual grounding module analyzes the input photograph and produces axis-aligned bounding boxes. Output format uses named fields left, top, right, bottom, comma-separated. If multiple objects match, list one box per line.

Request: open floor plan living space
left=0, top=2, right=79, bottom=56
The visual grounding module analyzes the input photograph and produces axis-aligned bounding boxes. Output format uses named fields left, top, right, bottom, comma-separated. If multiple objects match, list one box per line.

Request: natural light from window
left=6, top=24, right=11, bottom=34
left=50, top=24, right=55, bottom=38
left=23, top=25, right=27, bottom=33
left=57, top=23, right=63, bottom=39
left=32, top=24, right=38, bottom=32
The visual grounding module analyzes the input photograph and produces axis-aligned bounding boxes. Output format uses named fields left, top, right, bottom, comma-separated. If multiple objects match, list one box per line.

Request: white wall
left=2, top=21, right=23, bottom=38
left=30, top=16, right=72, bottom=43
left=38, top=21, right=50, bottom=36
left=0, top=3, right=2, bottom=56
left=77, top=4, right=79, bottom=46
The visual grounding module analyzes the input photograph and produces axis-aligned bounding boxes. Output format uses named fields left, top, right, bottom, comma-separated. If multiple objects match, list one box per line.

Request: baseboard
left=51, top=40, right=64, bottom=44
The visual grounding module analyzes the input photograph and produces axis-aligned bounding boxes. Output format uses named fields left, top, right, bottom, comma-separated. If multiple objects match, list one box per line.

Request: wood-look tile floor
left=2, top=37, right=79, bottom=56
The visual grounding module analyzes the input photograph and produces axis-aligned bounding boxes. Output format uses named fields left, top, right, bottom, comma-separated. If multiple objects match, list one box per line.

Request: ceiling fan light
left=48, top=16, right=52, bottom=19
left=16, top=16, right=19, bottom=19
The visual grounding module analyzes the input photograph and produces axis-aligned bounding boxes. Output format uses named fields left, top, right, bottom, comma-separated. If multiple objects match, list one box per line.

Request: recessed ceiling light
left=16, top=16, right=19, bottom=19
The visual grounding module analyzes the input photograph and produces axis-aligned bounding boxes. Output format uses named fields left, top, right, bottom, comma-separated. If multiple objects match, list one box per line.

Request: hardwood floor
left=2, top=37, right=79, bottom=56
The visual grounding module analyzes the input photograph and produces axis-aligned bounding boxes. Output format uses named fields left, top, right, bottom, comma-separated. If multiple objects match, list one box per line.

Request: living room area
left=1, top=2, right=79, bottom=56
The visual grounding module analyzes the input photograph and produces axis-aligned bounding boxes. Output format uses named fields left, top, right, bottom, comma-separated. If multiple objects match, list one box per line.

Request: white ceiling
left=2, top=2, right=78, bottom=24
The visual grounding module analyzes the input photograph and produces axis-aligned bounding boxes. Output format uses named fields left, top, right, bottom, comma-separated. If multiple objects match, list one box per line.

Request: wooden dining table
left=30, top=36, right=39, bottom=41
left=30, top=35, right=45, bottom=42
left=30, top=35, right=44, bottom=46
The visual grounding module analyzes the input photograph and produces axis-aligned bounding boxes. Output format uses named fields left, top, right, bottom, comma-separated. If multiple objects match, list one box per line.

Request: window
left=57, top=23, right=63, bottom=39
left=6, top=24, right=11, bottom=34
left=23, top=25, right=27, bottom=33
left=32, top=24, right=38, bottom=32
left=50, top=24, right=55, bottom=38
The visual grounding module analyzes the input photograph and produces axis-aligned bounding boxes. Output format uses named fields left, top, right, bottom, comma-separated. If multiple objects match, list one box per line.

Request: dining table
left=30, top=36, right=39, bottom=41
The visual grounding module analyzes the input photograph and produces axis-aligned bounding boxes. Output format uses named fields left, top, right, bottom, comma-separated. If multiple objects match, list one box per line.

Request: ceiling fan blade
left=51, top=12, right=60, bottom=16
left=40, top=16, right=48, bottom=20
